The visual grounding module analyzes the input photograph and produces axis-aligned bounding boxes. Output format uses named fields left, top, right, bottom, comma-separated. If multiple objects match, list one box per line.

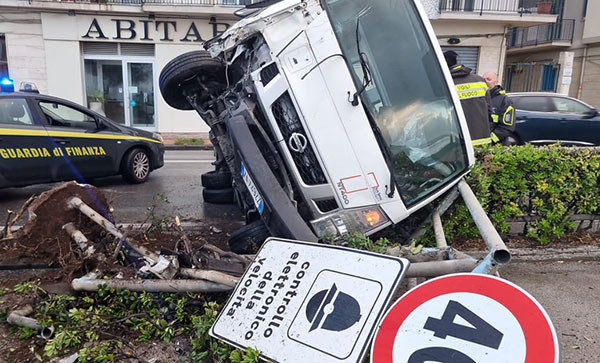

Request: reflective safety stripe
left=503, top=105, right=515, bottom=126
left=491, top=132, right=500, bottom=143
left=499, top=90, right=506, bottom=95
left=457, top=89, right=487, bottom=99
left=0, top=127, right=162, bottom=144
left=455, top=82, right=488, bottom=100
left=472, top=137, right=492, bottom=146
left=491, top=114, right=499, bottom=123
left=455, top=82, right=488, bottom=92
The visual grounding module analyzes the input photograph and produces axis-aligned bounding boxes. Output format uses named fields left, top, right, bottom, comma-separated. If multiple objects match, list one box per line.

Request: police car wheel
left=228, top=220, right=271, bottom=254
left=122, top=148, right=151, bottom=184
left=159, top=51, right=225, bottom=111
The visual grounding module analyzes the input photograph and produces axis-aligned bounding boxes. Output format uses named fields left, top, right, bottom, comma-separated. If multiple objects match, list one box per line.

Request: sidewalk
left=162, top=136, right=214, bottom=150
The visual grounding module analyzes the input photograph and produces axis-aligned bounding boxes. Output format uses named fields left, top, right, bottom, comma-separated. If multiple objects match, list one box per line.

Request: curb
left=164, top=144, right=214, bottom=151
left=466, top=245, right=600, bottom=263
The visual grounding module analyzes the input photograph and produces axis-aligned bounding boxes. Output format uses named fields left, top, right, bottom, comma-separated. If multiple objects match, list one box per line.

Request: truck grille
left=315, top=199, right=339, bottom=213
left=260, top=63, right=279, bottom=86
left=272, top=93, right=326, bottom=185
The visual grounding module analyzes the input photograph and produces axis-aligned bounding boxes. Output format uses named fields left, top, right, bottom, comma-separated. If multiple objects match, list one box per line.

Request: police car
left=0, top=90, right=164, bottom=188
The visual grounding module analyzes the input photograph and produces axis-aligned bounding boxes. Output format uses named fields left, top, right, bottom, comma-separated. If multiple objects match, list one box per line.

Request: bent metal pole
left=67, top=196, right=160, bottom=262
left=457, top=179, right=511, bottom=265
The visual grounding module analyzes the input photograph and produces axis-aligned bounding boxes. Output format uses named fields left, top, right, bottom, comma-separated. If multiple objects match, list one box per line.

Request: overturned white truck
left=160, top=0, right=479, bottom=254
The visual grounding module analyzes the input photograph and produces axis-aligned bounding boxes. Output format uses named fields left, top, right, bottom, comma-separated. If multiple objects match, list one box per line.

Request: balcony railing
left=439, top=0, right=559, bottom=15
left=508, top=19, right=575, bottom=49
left=30, top=0, right=259, bottom=6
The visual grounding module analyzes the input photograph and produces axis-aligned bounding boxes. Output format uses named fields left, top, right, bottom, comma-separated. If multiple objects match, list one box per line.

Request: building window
left=0, top=35, right=8, bottom=78
left=82, top=42, right=156, bottom=129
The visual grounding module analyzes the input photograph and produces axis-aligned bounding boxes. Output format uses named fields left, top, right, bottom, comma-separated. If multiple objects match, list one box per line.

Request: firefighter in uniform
left=483, top=71, right=518, bottom=145
left=443, top=51, right=492, bottom=147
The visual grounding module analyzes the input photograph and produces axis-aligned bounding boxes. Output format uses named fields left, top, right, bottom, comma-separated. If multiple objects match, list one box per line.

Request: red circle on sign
left=371, top=273, right=558, bottom=363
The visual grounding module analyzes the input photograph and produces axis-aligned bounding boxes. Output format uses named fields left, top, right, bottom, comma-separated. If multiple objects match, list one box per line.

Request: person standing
left=443, top=50, right=492, bottom=147
left=483, top=71, right=517, bottom=145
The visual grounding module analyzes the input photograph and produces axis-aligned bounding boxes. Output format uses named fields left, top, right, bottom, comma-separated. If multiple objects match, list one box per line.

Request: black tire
left=202, top=188, right=235, bottom=204
left=121, top=148, right=151, bottom=184
left=228, top=220, right=271, bottom=254
left=201, top=170, right=232, bottom=189
left=159, top=50, right=225, bottom=111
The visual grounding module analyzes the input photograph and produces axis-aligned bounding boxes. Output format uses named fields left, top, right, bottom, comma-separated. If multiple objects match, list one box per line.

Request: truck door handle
left=54, top=138, right=70, bottom=145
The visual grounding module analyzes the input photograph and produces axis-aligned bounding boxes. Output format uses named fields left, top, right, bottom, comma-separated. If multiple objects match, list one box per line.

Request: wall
left=155, top=43, right=208, bottom=134
left=38, top=12, right=230, bottom=133
left=0, top=11, right=47, bottom=93
left=582, top=0, right=600, bottom=43
left=432, top=20, right=507, bottom=78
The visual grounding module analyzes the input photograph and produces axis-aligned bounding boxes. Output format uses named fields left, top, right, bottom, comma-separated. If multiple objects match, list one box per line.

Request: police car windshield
left=323, top=0, right=468, bottom=206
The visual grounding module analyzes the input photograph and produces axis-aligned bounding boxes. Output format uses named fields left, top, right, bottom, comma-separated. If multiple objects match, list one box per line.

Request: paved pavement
left=0, top=150, right=242, bottom=224
left=502, top=260, right=600, bottom=363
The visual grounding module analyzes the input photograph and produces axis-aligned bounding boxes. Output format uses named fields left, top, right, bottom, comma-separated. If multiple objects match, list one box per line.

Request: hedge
left=441, top=144, right=600, bottom=245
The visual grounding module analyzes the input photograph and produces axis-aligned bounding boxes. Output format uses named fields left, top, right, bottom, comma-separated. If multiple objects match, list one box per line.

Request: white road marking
left=164, top=160, right=214, bottom=164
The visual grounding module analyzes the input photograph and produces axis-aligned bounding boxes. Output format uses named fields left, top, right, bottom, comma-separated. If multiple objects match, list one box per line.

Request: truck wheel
left=202, top=188, right=234, bottom=204
left=122, top=148, right=151, bottom=184
left=201, top=170, right=232, bottom=189
left=159, top=51, right=225, bottom=110
left=228, top=220, right=271, bottom=254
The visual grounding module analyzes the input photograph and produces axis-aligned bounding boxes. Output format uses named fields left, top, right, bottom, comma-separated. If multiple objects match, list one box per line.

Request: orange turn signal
left=364, top=210, right=381, bottom=227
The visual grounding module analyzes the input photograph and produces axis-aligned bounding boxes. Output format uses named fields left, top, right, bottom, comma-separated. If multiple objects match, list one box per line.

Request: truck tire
left=201, top=170, right=232, bottom=189
left=121, top=148, right=151, bottom=184
left=228, top=220, right=271, bottom=254
left=159, top=51, right=225, bottom=110
left=202, top=188, right=235, bottom=204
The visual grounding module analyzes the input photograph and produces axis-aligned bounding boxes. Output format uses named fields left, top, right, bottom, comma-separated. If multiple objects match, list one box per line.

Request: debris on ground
left=0, top=182, right=255, bottom=362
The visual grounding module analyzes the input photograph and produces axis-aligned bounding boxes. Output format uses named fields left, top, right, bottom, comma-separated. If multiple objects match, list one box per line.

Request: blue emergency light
left=0, top=77, right=15, bottom=93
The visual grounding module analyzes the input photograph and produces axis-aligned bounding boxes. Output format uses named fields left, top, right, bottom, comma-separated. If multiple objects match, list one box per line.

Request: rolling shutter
left=442, top=46, right=479, bottom=73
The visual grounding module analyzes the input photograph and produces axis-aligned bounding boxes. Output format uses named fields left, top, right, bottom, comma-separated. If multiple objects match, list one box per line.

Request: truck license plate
left=241, top=163, right=264, bottom=214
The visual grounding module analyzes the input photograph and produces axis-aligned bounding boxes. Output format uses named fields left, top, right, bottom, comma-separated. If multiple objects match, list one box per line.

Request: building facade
left=422, top=0, right=557, bottom=80
left=0, top=1, right=240, bottom=136
left=0, top=0, right=558, bottom=136
left=506, top=0, right=600, bottom=108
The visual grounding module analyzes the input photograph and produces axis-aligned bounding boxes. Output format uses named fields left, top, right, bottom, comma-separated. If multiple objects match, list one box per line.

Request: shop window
left=0, top=35, right=8, bottom=78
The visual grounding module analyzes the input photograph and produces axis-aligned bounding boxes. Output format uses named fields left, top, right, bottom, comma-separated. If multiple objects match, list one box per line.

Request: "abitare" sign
left=210, top=238, right=408, bottom=363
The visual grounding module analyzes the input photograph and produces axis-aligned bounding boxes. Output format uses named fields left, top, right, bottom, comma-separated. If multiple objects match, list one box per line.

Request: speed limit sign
left=371, top=274, right=559, bottom=363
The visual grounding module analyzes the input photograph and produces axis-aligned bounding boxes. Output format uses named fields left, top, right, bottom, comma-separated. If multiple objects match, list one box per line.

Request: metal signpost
left=371, top=273, right=559, bottom=363
left=210, top=238, right=408, bottom=363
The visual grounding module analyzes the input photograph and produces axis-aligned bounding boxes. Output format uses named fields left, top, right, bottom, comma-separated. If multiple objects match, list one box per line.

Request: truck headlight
left=152, top=132, right=164, bottom=143
left=311, top=206, right=390, bottom=239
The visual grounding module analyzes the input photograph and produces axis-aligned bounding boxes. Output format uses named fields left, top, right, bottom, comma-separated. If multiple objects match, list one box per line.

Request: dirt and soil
left=0, top=182, right=246, bottom=362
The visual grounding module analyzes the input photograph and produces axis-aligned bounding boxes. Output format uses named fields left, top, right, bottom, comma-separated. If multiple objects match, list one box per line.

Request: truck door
left=35, top=99, right=117, bottom=182
left=0, top=97, right=53, bottom=187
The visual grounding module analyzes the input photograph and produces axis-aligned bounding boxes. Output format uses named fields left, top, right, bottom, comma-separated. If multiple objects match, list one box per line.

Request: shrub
left=442, top=144, right=600, bottom=245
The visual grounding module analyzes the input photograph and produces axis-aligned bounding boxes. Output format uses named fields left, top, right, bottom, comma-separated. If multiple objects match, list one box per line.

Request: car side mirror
left=96, top=120, right=108, bottom=130
left=585, top=108, right=598, bottom=118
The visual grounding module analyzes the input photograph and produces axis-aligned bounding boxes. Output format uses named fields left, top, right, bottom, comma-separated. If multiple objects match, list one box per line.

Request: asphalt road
left=0, top=150, right=242, bottom=224
left=502, top=260, right=600, bottom=363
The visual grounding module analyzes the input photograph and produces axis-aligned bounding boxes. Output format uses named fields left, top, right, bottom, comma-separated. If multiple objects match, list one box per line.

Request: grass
left=174, top=138, right=205, bottom=146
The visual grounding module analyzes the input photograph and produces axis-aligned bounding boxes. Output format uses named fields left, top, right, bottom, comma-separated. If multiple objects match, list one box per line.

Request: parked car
left=0, top=92, right=164, bottom=188
left=508, top=92, right=600, bottom=146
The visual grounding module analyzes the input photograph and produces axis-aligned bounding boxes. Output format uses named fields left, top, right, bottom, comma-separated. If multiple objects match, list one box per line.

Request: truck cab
left=159, top=0, right=474, bottom=251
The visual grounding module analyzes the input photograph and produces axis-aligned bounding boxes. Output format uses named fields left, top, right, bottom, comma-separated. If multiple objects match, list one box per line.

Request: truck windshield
left=323, top=0, right=468, bottom=206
